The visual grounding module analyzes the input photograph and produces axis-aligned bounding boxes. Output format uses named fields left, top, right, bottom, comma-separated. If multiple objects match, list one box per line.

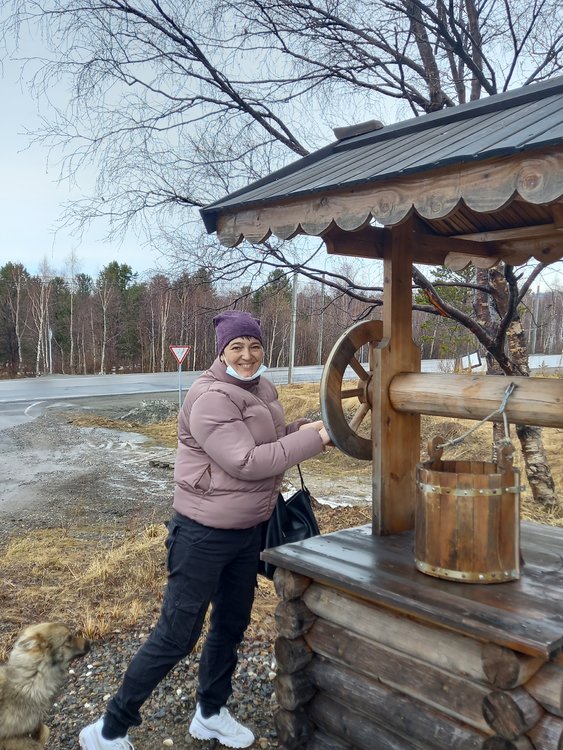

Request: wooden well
left=204, top=77, right=563, bottom=750
left=415, top=440, right=521, bottom=583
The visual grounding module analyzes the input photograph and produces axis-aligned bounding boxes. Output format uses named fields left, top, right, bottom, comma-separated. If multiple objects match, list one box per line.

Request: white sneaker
left=189, top=704, right=255, bottom=748
left=79, top=718, right=135, bottom=750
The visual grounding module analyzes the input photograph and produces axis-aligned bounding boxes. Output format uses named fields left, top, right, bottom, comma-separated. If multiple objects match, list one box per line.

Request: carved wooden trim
left=215, top=150, right=563, bottom=259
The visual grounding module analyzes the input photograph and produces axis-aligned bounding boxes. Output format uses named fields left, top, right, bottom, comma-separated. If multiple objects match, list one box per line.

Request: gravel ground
left=53, top=631, right=279, bottom=749
left=0, top=407, right=282, bottom=750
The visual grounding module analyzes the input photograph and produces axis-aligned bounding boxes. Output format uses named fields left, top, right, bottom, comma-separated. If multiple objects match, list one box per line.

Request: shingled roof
left=201, top=76, right=563, bottom=236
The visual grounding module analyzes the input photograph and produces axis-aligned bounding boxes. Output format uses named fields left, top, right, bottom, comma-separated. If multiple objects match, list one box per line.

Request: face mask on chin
left=225, top=363, right=268, bottom=381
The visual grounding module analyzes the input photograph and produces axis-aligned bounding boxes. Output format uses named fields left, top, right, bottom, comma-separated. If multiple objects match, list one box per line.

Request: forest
left=1, top=260, right=561, bottom=378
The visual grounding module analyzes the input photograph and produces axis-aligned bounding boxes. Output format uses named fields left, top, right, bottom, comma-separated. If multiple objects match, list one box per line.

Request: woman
left=79, top=309, right=331, bottom=750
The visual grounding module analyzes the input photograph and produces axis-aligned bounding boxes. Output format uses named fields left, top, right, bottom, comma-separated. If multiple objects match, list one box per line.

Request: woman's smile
left=222, top=337, right=264, bottom=378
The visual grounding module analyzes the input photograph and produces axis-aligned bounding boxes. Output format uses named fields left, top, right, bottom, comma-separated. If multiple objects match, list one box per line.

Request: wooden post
left=372, top=218, right=421, bottom=534
left=308, top=659, right=488, bottom=749
left=305, top=618, right=490, bottom=731
left=526, top=661, right=563, bottom=717
left=274, top=671, right=316, bottom=710
left=308, top=731, right=353, bottom=750
left=275, top=599, right=316, bottom=639
left=483, top=738, right=534, bottom=750
left=274, top=707, right=314, bottom=750
left=275, top=636, right=313, bottom=674
left=273, top=568, right=312, bottom=601
left=304, top=583, right=491, bottom=683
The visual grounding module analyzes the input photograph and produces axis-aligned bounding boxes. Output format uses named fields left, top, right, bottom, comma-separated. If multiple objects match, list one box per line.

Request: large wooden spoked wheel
left=320, top=320, right=384, bottom=460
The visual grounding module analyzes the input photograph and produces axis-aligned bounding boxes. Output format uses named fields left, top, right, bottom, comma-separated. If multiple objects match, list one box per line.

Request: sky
left=1, top=66, right=159, bottom=281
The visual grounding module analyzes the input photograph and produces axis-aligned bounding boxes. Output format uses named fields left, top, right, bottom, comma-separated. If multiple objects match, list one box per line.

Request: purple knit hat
left=213, top=310, right=263, bottom=354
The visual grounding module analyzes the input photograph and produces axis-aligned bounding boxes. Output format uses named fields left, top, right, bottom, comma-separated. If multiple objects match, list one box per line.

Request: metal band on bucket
left=417, top=481, right=525, bottom=497
left=415, top=559, right=519, bottom=583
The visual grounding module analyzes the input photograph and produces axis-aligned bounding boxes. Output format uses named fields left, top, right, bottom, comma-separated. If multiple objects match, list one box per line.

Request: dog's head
left=9, top=622, right=91, bottom=669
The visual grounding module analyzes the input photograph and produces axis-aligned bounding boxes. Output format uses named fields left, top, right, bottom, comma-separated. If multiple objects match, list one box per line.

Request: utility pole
left=530, top=286, right=540, bottom=354
left=317, top=272, right=325, bottom=365
left=288, top=272, right=298, bottom=384
left=48, top=327, right=53, bottom=375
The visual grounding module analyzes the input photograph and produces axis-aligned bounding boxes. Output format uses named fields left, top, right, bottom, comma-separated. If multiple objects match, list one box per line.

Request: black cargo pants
left=104, top=512, right=262, bottom=737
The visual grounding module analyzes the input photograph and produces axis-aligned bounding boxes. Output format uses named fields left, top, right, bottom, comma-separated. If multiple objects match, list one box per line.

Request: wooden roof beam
left=322, top=224, right=491, bottom=266
left=453, top=222, right=563, bottom=244
left=448, top=221, right=563, bottom=267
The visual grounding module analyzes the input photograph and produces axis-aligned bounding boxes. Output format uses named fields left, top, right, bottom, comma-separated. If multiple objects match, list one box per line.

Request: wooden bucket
left=415, top=437, right=522, bottom=583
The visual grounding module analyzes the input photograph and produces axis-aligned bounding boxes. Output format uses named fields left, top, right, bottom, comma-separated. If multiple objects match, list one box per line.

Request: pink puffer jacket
left=172, top=358, right=324, bottom=529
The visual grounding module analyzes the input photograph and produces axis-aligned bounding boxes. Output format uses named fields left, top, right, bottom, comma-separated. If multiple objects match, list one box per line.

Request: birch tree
left=96, top=273, right=114, bottom=375
left=29, top=265, right=53, bottom=376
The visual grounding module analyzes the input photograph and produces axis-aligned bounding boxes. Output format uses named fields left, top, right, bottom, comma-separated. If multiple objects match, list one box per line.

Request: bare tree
left=0, top=262, right=30, bottom=372
left=63, top=251, right=83, bottom=374
left=28, top=260, right=54, bottom=376
left=146, top=275, right=173, bottom=372
left=411, top=261, right=560, bottom=508
left=4, top=0, right=561, bottom=236
left=96, top=275, right=114, bottom=375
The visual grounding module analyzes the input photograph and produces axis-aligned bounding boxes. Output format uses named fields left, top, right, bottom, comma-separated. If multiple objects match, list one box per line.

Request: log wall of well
left=275, top=568, right=563, bottom=750
left=271, top=568, right=563, bottom=750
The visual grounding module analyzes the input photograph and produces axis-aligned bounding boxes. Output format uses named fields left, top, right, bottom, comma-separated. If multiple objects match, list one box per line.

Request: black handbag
left=258, top=465, right=320, bottom=580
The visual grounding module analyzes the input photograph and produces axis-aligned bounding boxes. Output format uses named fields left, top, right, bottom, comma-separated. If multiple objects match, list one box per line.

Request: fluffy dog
left=0, top=622, right=90, bottom=750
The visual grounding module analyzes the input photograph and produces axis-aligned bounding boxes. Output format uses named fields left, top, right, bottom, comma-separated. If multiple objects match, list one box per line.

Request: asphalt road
left=0, top=366, right=325, bottom=430
left=1, top=354, right=560, bottom=430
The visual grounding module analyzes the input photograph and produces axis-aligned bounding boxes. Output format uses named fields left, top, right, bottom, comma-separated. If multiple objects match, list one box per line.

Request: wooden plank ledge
left=261, top=521, right=563, bottom=658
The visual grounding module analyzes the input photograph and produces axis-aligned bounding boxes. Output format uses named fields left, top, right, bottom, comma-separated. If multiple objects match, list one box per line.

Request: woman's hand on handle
left=299, top=420, right=332, bottom=448
left=318, top=427, right=333, bottom=447
left=299, top=420, right=324, bottom=432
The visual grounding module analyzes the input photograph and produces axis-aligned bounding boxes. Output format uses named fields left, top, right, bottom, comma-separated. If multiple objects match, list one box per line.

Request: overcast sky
left=1, top=65, right=160, bottom=280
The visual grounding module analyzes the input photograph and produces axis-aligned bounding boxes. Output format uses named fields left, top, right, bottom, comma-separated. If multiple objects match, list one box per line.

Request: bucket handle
left=427, top=435, right=444, bottom=467
left=426, top=434, right=515, bottom=472
left=427, top=382, right=517, bottom=471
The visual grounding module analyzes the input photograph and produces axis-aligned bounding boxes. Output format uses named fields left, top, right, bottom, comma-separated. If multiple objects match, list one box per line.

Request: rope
left=437, top=382, right=517, bottom=450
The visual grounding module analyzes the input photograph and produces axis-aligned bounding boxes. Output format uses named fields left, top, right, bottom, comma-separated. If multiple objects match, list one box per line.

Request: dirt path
left=0, top=409, right=175, bottom=544
left=0, top=403, right=373, bottom=549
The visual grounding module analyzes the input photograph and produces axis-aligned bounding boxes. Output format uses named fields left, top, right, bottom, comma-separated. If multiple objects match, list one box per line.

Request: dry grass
left=1, top=380, right=561, bottom=657
left=0, top=521, right=167, bottom=657
left=0, top=503, right=371, bottom=658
